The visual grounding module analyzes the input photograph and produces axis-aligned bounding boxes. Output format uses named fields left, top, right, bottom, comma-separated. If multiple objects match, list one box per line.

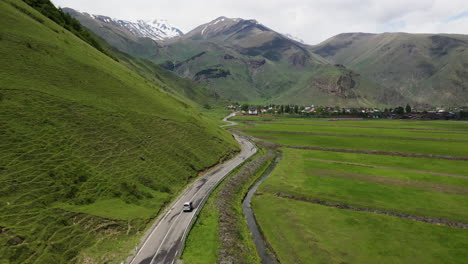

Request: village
left=225, top=104, right=468, bottom=120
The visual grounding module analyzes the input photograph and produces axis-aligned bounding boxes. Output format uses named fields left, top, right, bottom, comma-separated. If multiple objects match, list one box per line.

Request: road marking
left=171, top=251, right=178, bottom=264
left=150, top=180, right=211, bottom=264
left=129, top=191, right=187, bottom=264
left=152, top=144, right=256, bottom=264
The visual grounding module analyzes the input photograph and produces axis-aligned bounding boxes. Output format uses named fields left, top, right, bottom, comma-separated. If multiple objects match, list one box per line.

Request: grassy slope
left=0, top=0, right=238, bottom=263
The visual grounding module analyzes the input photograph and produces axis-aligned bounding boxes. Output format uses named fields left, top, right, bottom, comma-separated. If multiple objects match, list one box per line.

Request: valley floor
left=234, top=116, right=468, bottom=264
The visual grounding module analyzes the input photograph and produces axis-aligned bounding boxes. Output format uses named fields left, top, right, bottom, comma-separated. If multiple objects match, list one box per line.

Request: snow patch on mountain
left=92, top=15, right=183, bottom=41
left=282, top=33, right=305, bottom=44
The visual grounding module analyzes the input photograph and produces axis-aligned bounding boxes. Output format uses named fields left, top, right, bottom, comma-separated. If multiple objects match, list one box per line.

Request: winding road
left=127, top=113, right=257, bottom=264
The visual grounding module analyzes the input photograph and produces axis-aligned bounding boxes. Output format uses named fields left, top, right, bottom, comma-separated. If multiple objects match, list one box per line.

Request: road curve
left=127, top=113, right=256, bottom=264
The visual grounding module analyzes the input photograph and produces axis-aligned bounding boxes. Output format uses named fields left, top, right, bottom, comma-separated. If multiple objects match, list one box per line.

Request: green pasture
left=253, top=193, right=468, bottom=264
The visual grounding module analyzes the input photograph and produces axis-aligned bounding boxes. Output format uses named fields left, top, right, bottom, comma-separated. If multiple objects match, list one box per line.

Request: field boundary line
left=275, top=193, right=468, bottom=229
left=283, top=145, right=468, bottom=161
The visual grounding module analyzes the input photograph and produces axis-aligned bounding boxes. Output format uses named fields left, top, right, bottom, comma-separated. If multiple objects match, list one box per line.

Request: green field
left=253, top=193, right=468, bottom=264
left=241, top=119, right=468, bottom=157
left=237, top=117, right=468, bottom=263
left=247, top=122, right=468, bottom=140
left=259, top=148, right=468, bottom=221
left=0, top=1, right=238, bottom=263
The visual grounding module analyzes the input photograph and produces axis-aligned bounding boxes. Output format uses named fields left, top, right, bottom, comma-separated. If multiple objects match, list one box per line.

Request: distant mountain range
left=65, top=8, right=468, bottom=106
left=311, top=32, right=468, bottom=106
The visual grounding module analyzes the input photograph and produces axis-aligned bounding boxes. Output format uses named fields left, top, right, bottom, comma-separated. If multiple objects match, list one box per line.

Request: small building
left=248, top=107, right=258, bottom=115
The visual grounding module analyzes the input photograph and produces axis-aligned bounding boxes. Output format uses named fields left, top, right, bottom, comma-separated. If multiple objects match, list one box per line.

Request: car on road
left=183, top=202, right=193, bottom=212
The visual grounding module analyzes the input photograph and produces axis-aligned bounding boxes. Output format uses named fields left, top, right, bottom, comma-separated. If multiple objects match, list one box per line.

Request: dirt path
left=308, top=158, right=468, bottom=179
left=275, top=193, right=468, bottom=229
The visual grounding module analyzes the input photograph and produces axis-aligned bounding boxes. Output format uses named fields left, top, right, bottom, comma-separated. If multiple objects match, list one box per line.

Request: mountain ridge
left=311, top=32, right=468, bottom=106
left=63, top=8, right=183, bottom=41
left=65, top=8, right=468, bottom=106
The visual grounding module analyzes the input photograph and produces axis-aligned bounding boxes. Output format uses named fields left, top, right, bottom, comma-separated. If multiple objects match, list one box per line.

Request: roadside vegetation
left=0, top=1, right=238, bottom=263
left=182, top=141, right=276, bottom=263
left=232, top=116, right=468, bottom=263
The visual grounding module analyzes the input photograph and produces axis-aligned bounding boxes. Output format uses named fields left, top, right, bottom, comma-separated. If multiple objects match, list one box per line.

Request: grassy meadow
left=232, top=116, right=468, bottom=263
left=242, top=119, right=468, bottom=157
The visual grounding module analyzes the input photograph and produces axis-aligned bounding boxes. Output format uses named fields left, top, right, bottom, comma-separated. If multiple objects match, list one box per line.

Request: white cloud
left=51, top=0, right=468, bottom=44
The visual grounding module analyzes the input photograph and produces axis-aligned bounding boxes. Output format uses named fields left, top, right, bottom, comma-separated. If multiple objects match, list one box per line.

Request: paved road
left=128, top=113, right=256, bottom=264
left=220, top=112, right=238, bottom=127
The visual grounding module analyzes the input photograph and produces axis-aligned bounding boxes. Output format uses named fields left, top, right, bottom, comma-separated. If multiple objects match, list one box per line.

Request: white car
left=183, top=202, right=193, bottom=212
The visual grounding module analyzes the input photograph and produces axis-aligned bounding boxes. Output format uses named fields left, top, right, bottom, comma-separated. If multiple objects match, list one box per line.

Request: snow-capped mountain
left=92, top=15, right=183, bottom=41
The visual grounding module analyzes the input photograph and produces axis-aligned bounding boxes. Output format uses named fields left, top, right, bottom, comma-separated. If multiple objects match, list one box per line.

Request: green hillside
left=0, top=0, right=238, bottom=263
left=312, top=32, right=468, bottom=106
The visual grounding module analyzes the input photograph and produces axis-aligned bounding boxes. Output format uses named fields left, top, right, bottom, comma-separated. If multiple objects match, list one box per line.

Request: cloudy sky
left=51, top=0, right=467, bottom=44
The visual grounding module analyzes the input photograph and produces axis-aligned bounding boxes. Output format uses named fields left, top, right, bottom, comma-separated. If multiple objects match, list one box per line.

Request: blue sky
left=444, top=11, right=468, bottom=22
left=52, top=0, right=468, bottom=44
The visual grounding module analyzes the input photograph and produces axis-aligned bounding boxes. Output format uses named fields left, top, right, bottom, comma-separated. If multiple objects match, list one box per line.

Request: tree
left=241, top=104, right=249, bottom=112
left=294, top=105, right=299, bottom=114
left=285, top=105, right=291, bottom=113
left=394, top=106, right=405, bottom=115
left=405, top=104, right=412, bottom=113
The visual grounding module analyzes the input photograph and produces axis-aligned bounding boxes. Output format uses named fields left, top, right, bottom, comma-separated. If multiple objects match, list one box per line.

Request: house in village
left=248, top=107, right=258, bottom=115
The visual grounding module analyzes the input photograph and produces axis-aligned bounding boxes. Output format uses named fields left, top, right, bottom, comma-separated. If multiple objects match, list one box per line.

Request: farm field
left=241, top=118, right=468, bottom=157
left=234, top=117, right=468, bottom=264
left=253, top=193, right=468, bottom=264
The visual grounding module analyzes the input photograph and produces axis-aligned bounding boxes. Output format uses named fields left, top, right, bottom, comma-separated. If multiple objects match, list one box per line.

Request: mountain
left=0, top=0, right=237, bottom=263
left=66, top=10, right=387, bottom=106
left=311, top=32, right=468, bottom=106
left=65, top=8, right=182, bottom=41
left=164, top=16, right=386, bottom=105
left=282, top=33, right=305, bottom=44
left=63, top=8, right=181, bottom=60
